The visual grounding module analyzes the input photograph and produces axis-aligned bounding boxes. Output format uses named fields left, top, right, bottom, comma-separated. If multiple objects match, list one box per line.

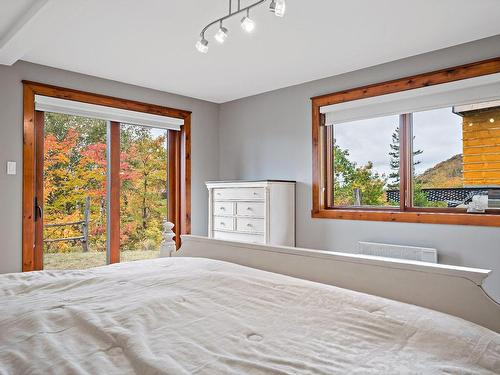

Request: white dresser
left=206, top=180, right=295, bottom=246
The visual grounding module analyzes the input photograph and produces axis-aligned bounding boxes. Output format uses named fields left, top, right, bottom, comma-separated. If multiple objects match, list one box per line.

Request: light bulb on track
left=241, top=10, right=255, bottom=33
left=215, top=23, right=229, bottom=43
left=195, top=37, right=209, bottom=53
left=275, top=0, right=286, bottom=17
left=270, top=0, right=286, bottom=17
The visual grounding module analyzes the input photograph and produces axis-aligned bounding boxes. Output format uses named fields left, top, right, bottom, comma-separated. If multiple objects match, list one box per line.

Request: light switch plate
left=6, top=161, right=16, bottom=175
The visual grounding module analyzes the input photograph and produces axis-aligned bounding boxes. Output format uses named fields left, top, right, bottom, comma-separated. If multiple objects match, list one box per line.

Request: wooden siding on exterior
left=462, top=107, right=500, bottom=186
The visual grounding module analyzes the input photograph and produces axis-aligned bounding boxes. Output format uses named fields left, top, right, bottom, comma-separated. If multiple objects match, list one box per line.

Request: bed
left=1, top=236, right=499, bottom=374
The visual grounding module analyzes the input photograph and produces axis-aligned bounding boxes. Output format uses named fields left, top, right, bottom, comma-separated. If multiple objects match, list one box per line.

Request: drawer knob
left=220, top=207, right=225, bottom=210
left=246, top=207, right=252, bottom=211
left=253, top=192, right=258, bottom=196
left=246, top=223, right=253, bottom=227
left=220, top=222, right=225, bottom=226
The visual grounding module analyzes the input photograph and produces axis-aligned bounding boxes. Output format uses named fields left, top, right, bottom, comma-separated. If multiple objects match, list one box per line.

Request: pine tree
left=388, top=126, right=423, bottom=189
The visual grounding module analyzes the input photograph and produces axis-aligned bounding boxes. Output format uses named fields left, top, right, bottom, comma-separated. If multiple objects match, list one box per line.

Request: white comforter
left=1, top=257, right=499, bottom=375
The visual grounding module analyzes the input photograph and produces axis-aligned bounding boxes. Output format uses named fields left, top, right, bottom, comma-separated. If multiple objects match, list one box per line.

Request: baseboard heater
left=358, top=241, right=438, bottom=263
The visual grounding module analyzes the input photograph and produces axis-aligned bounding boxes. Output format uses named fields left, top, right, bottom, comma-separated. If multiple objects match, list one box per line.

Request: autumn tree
left=43, top=113, right=108, bottom=252
left=43, top=115, right=168, bottom=254
left=119, top=125, right=168, bottom=251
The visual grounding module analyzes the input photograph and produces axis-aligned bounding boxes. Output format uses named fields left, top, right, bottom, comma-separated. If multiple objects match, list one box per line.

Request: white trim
left=205, top=181, right=295, bottom=189
left=453, top=99, right=500, bottom=113
left=180, top=235, right=489, bottom=284
left=35, top=95, right=183, bottom=130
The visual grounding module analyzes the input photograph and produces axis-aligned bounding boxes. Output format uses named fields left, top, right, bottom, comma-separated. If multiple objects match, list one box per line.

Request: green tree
left=45, top=112, right=107, bottom=146
left=387, top=125, right=441, bottom=207
left=388, top=126, right=423, bottom=189
left=413, top=182, right=431, bottom=207
left=333, top=141, right=386, bottom=206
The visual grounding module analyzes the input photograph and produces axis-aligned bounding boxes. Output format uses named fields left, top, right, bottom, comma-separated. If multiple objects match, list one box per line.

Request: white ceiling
left=1, top=0, right=499, bottom=103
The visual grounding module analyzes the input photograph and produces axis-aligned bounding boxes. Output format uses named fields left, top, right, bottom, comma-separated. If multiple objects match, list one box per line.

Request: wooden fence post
left=82, top=197, right=90, bottom=252
left=353, top=188, right=362, bottom=206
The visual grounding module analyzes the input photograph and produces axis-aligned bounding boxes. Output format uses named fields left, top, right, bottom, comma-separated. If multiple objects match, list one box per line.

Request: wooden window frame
left=22, top=81, right=191, bottom=272
left=311, top=57, right=500, bottom=227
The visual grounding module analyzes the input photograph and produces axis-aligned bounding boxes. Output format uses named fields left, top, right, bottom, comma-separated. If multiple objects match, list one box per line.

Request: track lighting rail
left=200, top=0, right=267, bottom=38
left=196, top=0, right=286, bottom=53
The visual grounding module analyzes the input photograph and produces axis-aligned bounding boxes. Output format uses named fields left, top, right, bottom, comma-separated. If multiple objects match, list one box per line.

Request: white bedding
left=1, top=257, right=499, bottom=375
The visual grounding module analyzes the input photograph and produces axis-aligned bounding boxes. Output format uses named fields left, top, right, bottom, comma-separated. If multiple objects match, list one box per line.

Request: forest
left=43, top=113, right=168, bottom=254
left=332, top=126, right=458, bottom=207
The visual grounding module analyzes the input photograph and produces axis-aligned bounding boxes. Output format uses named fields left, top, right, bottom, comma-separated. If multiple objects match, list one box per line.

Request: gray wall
left=0, top=61, right=219, bottom=273
left=1, top=36, right=499, bottom=302
left=218, top=35, right=500, bottom=301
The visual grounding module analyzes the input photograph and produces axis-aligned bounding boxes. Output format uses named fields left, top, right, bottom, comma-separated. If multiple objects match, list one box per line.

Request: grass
left=43, top=250, right=160, bottom=270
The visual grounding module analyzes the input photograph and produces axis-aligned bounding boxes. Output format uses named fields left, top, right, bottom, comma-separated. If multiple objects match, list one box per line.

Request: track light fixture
left=196, top=0, right=286, bottom=53
left=240, top=9, right=255, bottom=33
left=215, top=22, right=229, bottom=43
left=195, top=37, right=209, bottom=53
left=269, top=0, right=286, bottom=17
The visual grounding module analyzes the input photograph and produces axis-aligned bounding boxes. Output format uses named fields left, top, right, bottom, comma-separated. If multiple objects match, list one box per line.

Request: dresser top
left=206, top=180, right=296, bottom=184
left=206, top=180, right=296, bottom=189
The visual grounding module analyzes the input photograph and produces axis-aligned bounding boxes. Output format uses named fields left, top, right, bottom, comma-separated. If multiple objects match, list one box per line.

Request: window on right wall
left=411, top=103, right=500, bottom=211
left=325, top=101, right=500, bottom=213
left=312, top=58, right=500, bottom=226
left=411, top=104, right=500, bottom=210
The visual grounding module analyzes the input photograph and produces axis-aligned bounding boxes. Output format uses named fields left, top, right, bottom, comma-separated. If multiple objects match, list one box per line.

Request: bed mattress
left=1, top=257, right=499, bottom=374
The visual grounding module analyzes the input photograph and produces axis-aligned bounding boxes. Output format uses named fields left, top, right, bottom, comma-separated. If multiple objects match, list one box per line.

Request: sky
left=334, top=107, right=462, bottom=180
left=150, top=127, right=168, bottom=139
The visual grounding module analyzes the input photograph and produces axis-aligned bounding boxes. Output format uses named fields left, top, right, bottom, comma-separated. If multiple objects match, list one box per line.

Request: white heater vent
left=358, top=242, right=438, bottom=263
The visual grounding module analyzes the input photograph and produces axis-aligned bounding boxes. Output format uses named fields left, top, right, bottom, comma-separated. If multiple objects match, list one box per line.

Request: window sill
left=311, top=208, right=500, bottom=227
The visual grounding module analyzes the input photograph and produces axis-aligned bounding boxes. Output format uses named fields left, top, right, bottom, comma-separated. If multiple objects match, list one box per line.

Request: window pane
left=331, top=115, right=400, bottom=207
left=412, top=104, right=500, bottom=208
left=43, top=113, right=107, bottom=270
left=120, top=124, right=169, bottom=262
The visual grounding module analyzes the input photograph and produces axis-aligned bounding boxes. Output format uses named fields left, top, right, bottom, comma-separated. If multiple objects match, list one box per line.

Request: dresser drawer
left=236, top=217, right=265, bottom=233
left=213, top=216, right=234, bottom=231
left=213, top=187, right=265, bottom=201
left=213, top=231, right=265, bottom=244
left=213, top=201, right=234, bottom=216
left=236, top=202, right=265, bottom=217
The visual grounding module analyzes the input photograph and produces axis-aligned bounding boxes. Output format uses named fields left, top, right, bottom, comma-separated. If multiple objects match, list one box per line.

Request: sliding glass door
left=23, top=82, right=191, bottom=272
left=37, top=114, right=172, bottom=270
left=119, top=124, right=169, bottom=262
